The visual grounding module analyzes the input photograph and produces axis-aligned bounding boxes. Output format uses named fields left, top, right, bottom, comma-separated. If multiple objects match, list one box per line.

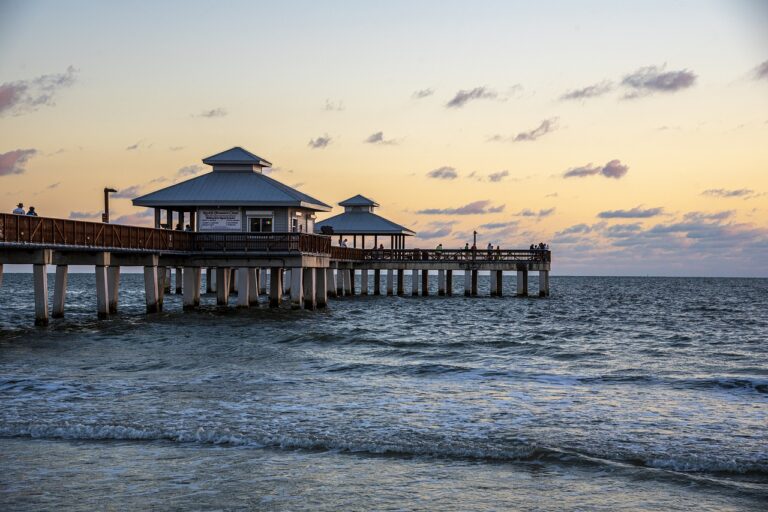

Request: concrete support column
left=490, top=271, right=498, bottom=297
left=231, top=268, right=238, bottom=295
left=327, top=268, right=337, bottom=298
left=471, top=270, right=478, bottom=297
left=539, top=270, right=550, bottom=297
left=157, top=266, right=167, bottom=312
left=446, top=270, right=453, bottom=296
left=360, top=268, right=368, bottom=295
left=373, top=269, right=381, bottom=295
left=396, top=269, right=404, bottom=296
left=344, top=269, right=354, bottom=296
left=95, top=264, right=109, bottom=319
left=496, top=271, right=503, bottom=297
left=411, top=269, right=419, bottom=296
left=259, top=269, right=268, bottom=295
left=290, top=267, right=304, bottom=309
left=216, top=267, right=230, bottom=306
left=0, top=263, right=3, bottom=288
left=336, top=268, right=345, bottom=297
left=33, top=263, right=49, bottom=326
left=52, top=265, right=68, bottom=319
left=316, top=267, right=328, bottom=308
left=517, top=270, right=528, bottom=297
left=175, top=267, right=183, bottom=294
left=248, top=268, right=259, bottom=306
left=108, top=266, right=120, bottom=313
left=360, top=269, right=368, bottom=295
left=183, top=267, right=201, bottom=309
left=206, top=268, right=214, bottom=293
left=421, top=270, right=429, bottom=296
left=438, top=269, right=446, bottom=296
left=143, top=265, right=159, bottom=313
left=269, top=268, right=283, bottom=307
left=236, top=267, right=250, bottom=308
left=284, top=269, right=291, bottom=295
left=386, top=269, right=394, bottom=296
left=303, top=267, right=316, bottom=310
left=464, top=271, right=471, bottom=297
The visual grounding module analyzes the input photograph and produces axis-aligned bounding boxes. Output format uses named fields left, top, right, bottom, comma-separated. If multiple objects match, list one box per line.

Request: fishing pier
left=0, top=147, right=551, bottom=326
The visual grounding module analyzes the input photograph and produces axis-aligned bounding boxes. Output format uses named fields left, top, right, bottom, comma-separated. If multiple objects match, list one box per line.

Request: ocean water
left=0, top=273, right=766, bottom=511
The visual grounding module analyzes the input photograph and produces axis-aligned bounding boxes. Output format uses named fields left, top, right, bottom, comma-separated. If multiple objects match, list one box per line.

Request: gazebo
left=314, top=194, right=415, bottom=249
left=133, top=147, right=331, bottom=233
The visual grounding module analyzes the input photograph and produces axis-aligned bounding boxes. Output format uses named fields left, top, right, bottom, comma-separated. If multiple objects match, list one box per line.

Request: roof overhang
left=132, top=199, right=332, bottom=211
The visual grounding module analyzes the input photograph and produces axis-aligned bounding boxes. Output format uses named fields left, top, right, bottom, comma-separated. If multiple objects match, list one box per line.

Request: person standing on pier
left=12, top=203, right=25, bottom=214
left=486, top=242, right=493, bottom=260
left=26, top=206, right=38, bottom=216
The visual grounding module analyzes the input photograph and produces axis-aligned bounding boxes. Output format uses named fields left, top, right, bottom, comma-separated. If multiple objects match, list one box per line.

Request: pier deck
left=0, top=214, right=551, bottom=325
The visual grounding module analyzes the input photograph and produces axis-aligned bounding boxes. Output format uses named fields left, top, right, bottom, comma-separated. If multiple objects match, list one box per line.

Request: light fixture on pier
left=103, top=187, right=117, bottom=223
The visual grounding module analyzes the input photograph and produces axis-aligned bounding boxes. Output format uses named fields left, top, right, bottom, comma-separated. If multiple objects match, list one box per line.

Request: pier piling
left=516, top=269, right=528, bottom=297
left=360, top=269, right=368, bottom=295
left=471, top=270, right=478, bottom=297
left=52, top=265, right=68, bottom=318
left=183, top=266, right=201, bottom=309
left=464, top=271, right=471, bottom=297
left=539, top=270, right=550, bottom=297
left=387, top=269, right=394, bottom=296
left=236, top=267, right=250, bottom=308
left=206, top=268, right=214, bottom=293
left=269, top=267, right=283, bottom=307
left=259, top=269, right=268, bottom=295
left=438, top=269, right=445, bottom=296
left=175, top=267, right=183, bottom=294
left=216, top=268, right=230, bottom=306
left=108, top=266, right=120, bottom=314
left=33, top=263, right=49, bottom=326
left=95, top=264, right=109, bottom=320
left=397, top=269, right=404, bottom=296
left=411, top=269, right=418, bottom=296
left=290, top=267, right=303, bottom=309
left=446, top=270, right=453, bottom=296
left=248, top=268, right=259, bottom=305
left=373, top=269, right=381, bottom=295
left=316, top=267, right=328, bottom=308
left=421, top=270, right=429, bottom=296
left=303, top=267, right=316, bottom=310
left=143, top=264, right=159, bottom=313
left=327, top=268, right=337, bottom=298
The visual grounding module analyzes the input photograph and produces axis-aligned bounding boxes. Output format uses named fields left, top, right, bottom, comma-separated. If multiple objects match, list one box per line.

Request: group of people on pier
left=11, top=202, right=38, bottom=216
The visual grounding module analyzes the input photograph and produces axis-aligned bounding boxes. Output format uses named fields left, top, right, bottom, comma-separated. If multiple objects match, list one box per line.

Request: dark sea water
left=1, top=273, right=766, bottom=511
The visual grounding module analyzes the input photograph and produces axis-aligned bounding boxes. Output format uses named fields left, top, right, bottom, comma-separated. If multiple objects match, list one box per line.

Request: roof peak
left=202, top=146, right=272, bottom=167
left=339, top=194, right=379, bottom=207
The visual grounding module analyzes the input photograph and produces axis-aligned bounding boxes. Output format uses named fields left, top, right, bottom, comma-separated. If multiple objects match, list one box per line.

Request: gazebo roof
left=338, top=194, right=379, bottom=207
left=202, top=146, right=272, bottom=167
left=315, top=210, right=415, bottom=236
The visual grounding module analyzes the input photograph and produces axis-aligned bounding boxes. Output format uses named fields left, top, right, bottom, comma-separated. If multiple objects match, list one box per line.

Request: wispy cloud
left=0, top=66, right=78, bottom=116
left=47, top=182, right=60, bottom=189
left=0, top=149, right=37, bottom=176
left=417, top=200, right=504, bottom=215
left=489, top=118, right=558, bottom=143
left=702, top=188, right=757, bottom=199
left=445, top=86, right=497, bottom=108
left=597, top=206, right=664, bottom=219
left=560, top=81, right=613, bottom=101
left=752, top=60, right=768, bottom=81
left=412, top=88, right=434, bottom=99
left=176, top=164, right=203, bottom=177
left=324, top=99, right=344, bottom=111
left=125, top=140, right=153, bottom=151
left=364, top=131, right=397, bottom=145
left=515, top=207, right=556, bottom=218
left=487, top=170, right=509, bottom=182
left=69, top=211, right=101, bottom=220
left=198, top=107, right=227, bottom=118
left=620, top=65, right=696, bottom=99
left=308, top=134, right=332, bottom=149
left=480, top=220, right=519, bottom=230
left=111, top=185, right=143, bottom=198
left=416, top=221, right=457, bottom=239
left=426, top=166, right=458, bottom=180
left=563, top=159, right=629, bottom=179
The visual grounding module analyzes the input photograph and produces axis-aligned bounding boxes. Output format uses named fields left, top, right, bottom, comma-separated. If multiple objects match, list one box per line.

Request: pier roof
left=133, top=147, right=331, bottom=211
left=338, top=194, right=379, bottom=208
left=316, top=195, right=415, bottom=236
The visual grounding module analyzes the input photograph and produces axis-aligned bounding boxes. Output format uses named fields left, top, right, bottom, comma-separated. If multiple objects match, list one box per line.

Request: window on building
left=249, top=217, right=273, bottom=233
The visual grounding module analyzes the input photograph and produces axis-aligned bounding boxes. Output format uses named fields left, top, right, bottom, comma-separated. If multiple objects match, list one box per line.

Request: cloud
left=488, top=118, right=558, bottom=143
left=324, top=99, right=344, bottom=111
left=417, top=200, right=505, bottom=215
left=620, top=65, right=696, bottom=99
left=308, top=135, right=332, bottom=149
left=480, top=221, right=519, bottom=230
left=752, top=60, right=768, bottom=81
left=487, top=170, right=509, bottom=182
left=0, top=149, right=37, bottom=176
left=702, top=188, right=756, bottom=199
left=563, top=159, right=629, bottom=179
left=176, top=164, right=203, bottom=177
left=445, top=86, right=497, bottom=108
left=111, top=185, right=143, bottom=198
left=125, top=140, right=153, bottom=151
left=560, top=81, right=614, bottom=101
left=198, top=108, right=227, bottom=118
left=416, top=221, right=457, bottom=240
left=0, top=66, right=78, bottom=116
left=169, top=146, right=185, bottom=151
left=426, top=166, right=458, bottom=180
left=364, top=131, right=397, bottom=145
left=47, top=182, right=60, bottom=189
left=514, top=207, right=556, bottom=218
left=683, top=210, right=734, bottom=222
left=69, top=211, right=101, bottom=220
left=597, top=206, right=664, bottom=219
left=412, top=88, right=434, bottom=99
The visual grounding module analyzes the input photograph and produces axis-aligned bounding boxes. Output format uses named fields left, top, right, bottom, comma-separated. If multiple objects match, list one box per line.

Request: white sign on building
left=198, top=209, right=242, bottom=232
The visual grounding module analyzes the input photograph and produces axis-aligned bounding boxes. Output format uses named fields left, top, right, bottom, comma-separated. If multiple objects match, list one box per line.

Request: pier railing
left=193, top=232, right=330, bottom=253
left=353, top=248, right=551, bottom=263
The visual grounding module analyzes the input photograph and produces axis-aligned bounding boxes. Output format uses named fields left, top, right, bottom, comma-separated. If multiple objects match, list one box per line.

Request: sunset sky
left=1, top=0, right=766, bottom=276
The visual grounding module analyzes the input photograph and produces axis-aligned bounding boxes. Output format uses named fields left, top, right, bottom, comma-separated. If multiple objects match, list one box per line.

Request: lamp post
left=103, top=187, right=117, bottom=223
left=473, top=230, right=477, bottom=248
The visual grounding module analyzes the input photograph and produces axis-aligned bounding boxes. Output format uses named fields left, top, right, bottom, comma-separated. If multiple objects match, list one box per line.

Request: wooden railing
left=0, top=213, right=194, bottom=251
left=193, top=232, right=330, bottom=253
left=344, top=248, right=551, bottom=263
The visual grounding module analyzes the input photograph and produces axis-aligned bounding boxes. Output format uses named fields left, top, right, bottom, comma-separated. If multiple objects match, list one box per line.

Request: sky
left=1, top=0, right=767, bottom=276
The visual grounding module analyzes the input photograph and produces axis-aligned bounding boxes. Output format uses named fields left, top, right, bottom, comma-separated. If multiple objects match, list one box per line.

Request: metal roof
left=315, top=211, right=415, bottom=235
left=202, top=147, right=272, bottom=167
left=338, top=194, right=379, bottom=207
left=133, top=171, right=331, bottom=210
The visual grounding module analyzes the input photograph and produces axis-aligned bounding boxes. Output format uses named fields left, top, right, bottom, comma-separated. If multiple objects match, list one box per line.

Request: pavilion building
left=133, top=147, right=331, bottom=233
left=314, top=194, right=415, bottom=249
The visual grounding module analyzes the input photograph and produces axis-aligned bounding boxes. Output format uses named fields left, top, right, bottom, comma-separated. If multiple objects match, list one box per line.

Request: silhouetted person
left=26, top=206, right=38, bottom=216
left=12, top=203, right=25, bottom=215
